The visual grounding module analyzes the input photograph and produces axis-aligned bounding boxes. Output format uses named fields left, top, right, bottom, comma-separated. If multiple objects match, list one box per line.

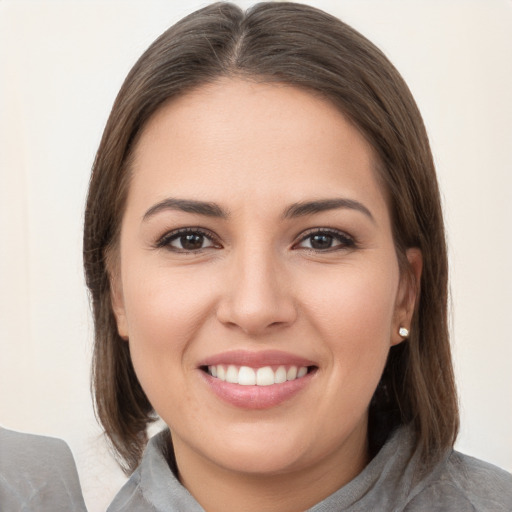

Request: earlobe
left=391, top=248, right=422, bottom=346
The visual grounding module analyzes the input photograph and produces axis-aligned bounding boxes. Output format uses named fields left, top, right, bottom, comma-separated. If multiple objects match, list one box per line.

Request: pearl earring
left=399, top=327, right=409, bottom=337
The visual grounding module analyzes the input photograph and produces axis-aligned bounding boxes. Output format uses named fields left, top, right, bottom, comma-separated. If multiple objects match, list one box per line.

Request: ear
left=391, top=248, right=422, bottom=346
left=107, top=254, right=129, bottom=341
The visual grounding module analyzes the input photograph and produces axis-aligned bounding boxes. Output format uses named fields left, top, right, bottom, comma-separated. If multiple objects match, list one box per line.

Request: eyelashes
left=155, top=227, right=356, bottom=254
left=293, top=228, right=356, bottom=252
left=155, top=228, right=222, bottom=252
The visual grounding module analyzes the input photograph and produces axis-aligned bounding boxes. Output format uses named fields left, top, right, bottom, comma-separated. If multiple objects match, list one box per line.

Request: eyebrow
left=142, top=196, right=374, bottom=223
left=283, top=198, right=375, bottom=223
left=143, top=198, right=228, bottom=221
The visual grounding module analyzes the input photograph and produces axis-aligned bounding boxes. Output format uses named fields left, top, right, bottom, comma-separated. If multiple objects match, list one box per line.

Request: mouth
left=200, top=364, right=317, bottom=386
left=198, top=351, right=318, bottom=409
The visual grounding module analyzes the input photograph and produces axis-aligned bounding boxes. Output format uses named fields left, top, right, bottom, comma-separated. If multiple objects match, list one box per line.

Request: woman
left=83, top=2, right=512, bottom=510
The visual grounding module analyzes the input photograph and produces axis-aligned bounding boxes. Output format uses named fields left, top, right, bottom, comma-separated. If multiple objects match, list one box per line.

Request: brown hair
left=84, top=1, right=458, bottom=474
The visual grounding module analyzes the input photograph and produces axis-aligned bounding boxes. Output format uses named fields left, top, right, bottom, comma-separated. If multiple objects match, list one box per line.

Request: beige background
left=1, top=1, right=511, bottom=511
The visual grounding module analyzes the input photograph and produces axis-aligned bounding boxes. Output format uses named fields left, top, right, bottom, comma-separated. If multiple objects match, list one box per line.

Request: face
left=111, top=79, right=419, bottom=482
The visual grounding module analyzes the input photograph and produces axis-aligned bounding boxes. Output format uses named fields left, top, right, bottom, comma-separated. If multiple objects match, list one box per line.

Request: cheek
left=305, top=257, right=397, bottom=326
left=300, top=258, right=398, bottom=380
left=121, top=267, right=219, bottom=426
left=120, top=262, right=216, bottom=389
left=122, top=260, right=213, bottom=337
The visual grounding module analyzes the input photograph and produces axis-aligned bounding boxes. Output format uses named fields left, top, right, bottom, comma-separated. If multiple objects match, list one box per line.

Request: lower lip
left=200, top=370, right=314, bottom=409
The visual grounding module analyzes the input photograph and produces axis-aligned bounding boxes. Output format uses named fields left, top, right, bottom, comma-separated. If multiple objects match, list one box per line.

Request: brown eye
left=177, top=233, right=207, bottom=250
left=157, top=229, right=219, bottom=252
left=309, top=233, right=334, bottom=250
left=296, top=229, right=355, bottom=251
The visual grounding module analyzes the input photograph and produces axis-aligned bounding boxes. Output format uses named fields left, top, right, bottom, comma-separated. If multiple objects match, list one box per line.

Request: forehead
left=128, top=79, right=389, bottom=222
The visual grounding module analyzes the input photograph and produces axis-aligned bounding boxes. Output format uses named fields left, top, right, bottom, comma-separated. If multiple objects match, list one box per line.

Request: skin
left=111, top=79, right=421, bottom=512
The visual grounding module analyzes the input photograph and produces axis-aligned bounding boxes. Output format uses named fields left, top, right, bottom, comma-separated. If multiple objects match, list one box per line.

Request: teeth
left=238, top=366, right=256, bottom=385
left=275, top=366, right=287, bottom=384
left=256, top=366, right=275, bottom=386
left=226, top=365, right=238, bottom=384
left=286, top=366, right=297, bottom=381
left=206, top=364, right=310, bottom=385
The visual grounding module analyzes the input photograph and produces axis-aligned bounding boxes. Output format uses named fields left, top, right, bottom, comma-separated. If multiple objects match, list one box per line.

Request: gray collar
left=130, top=426, right=442, bottom=512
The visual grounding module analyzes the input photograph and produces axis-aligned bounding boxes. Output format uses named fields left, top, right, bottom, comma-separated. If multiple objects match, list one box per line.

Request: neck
left=171, top=427, right=369, bottom=512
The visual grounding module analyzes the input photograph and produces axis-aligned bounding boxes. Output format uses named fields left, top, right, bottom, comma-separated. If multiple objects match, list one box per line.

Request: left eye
left=295, top=230, right=354, bottom=251
left=157, top=230, right=219, bottom=252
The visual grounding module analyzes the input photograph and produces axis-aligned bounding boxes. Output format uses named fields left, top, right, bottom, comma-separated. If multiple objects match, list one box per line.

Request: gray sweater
left=0, top=427, right=87, bottom=512
left=108, top=426, right=512, bottom=511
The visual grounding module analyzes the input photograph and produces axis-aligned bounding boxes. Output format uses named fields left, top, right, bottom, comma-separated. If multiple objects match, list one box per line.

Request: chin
left=209, top=440, right=311, bottom=476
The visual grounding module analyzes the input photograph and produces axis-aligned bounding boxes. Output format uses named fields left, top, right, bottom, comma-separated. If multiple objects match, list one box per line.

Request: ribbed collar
left=117, top=426, right=449, bottom=512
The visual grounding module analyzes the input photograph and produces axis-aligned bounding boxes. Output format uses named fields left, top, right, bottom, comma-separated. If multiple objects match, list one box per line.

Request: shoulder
left=448, top=451, right=512, bottom=483
left=0, top=426, right=73, bottom=463
left=406, top=450, right=512, bottom=512
left=445, top=452, right=512, bottom=508
left=0, top=427, right=87, bottom=511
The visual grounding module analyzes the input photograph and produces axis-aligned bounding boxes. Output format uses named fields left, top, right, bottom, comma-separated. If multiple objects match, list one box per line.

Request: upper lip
left=198, top=350, right=317, bottom=368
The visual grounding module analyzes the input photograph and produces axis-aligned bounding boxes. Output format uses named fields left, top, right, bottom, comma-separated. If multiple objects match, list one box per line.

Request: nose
left=216, top=244, right=297, bottom=336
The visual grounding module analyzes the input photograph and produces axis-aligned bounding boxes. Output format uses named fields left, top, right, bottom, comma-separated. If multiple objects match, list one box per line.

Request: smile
left=199, top=351, right=318, bottom=409
left=205, top=365, right=311, bottom=386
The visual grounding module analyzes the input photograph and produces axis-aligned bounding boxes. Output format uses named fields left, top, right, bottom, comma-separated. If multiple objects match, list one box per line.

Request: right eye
left=156, top=228, right=221, bottom=253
